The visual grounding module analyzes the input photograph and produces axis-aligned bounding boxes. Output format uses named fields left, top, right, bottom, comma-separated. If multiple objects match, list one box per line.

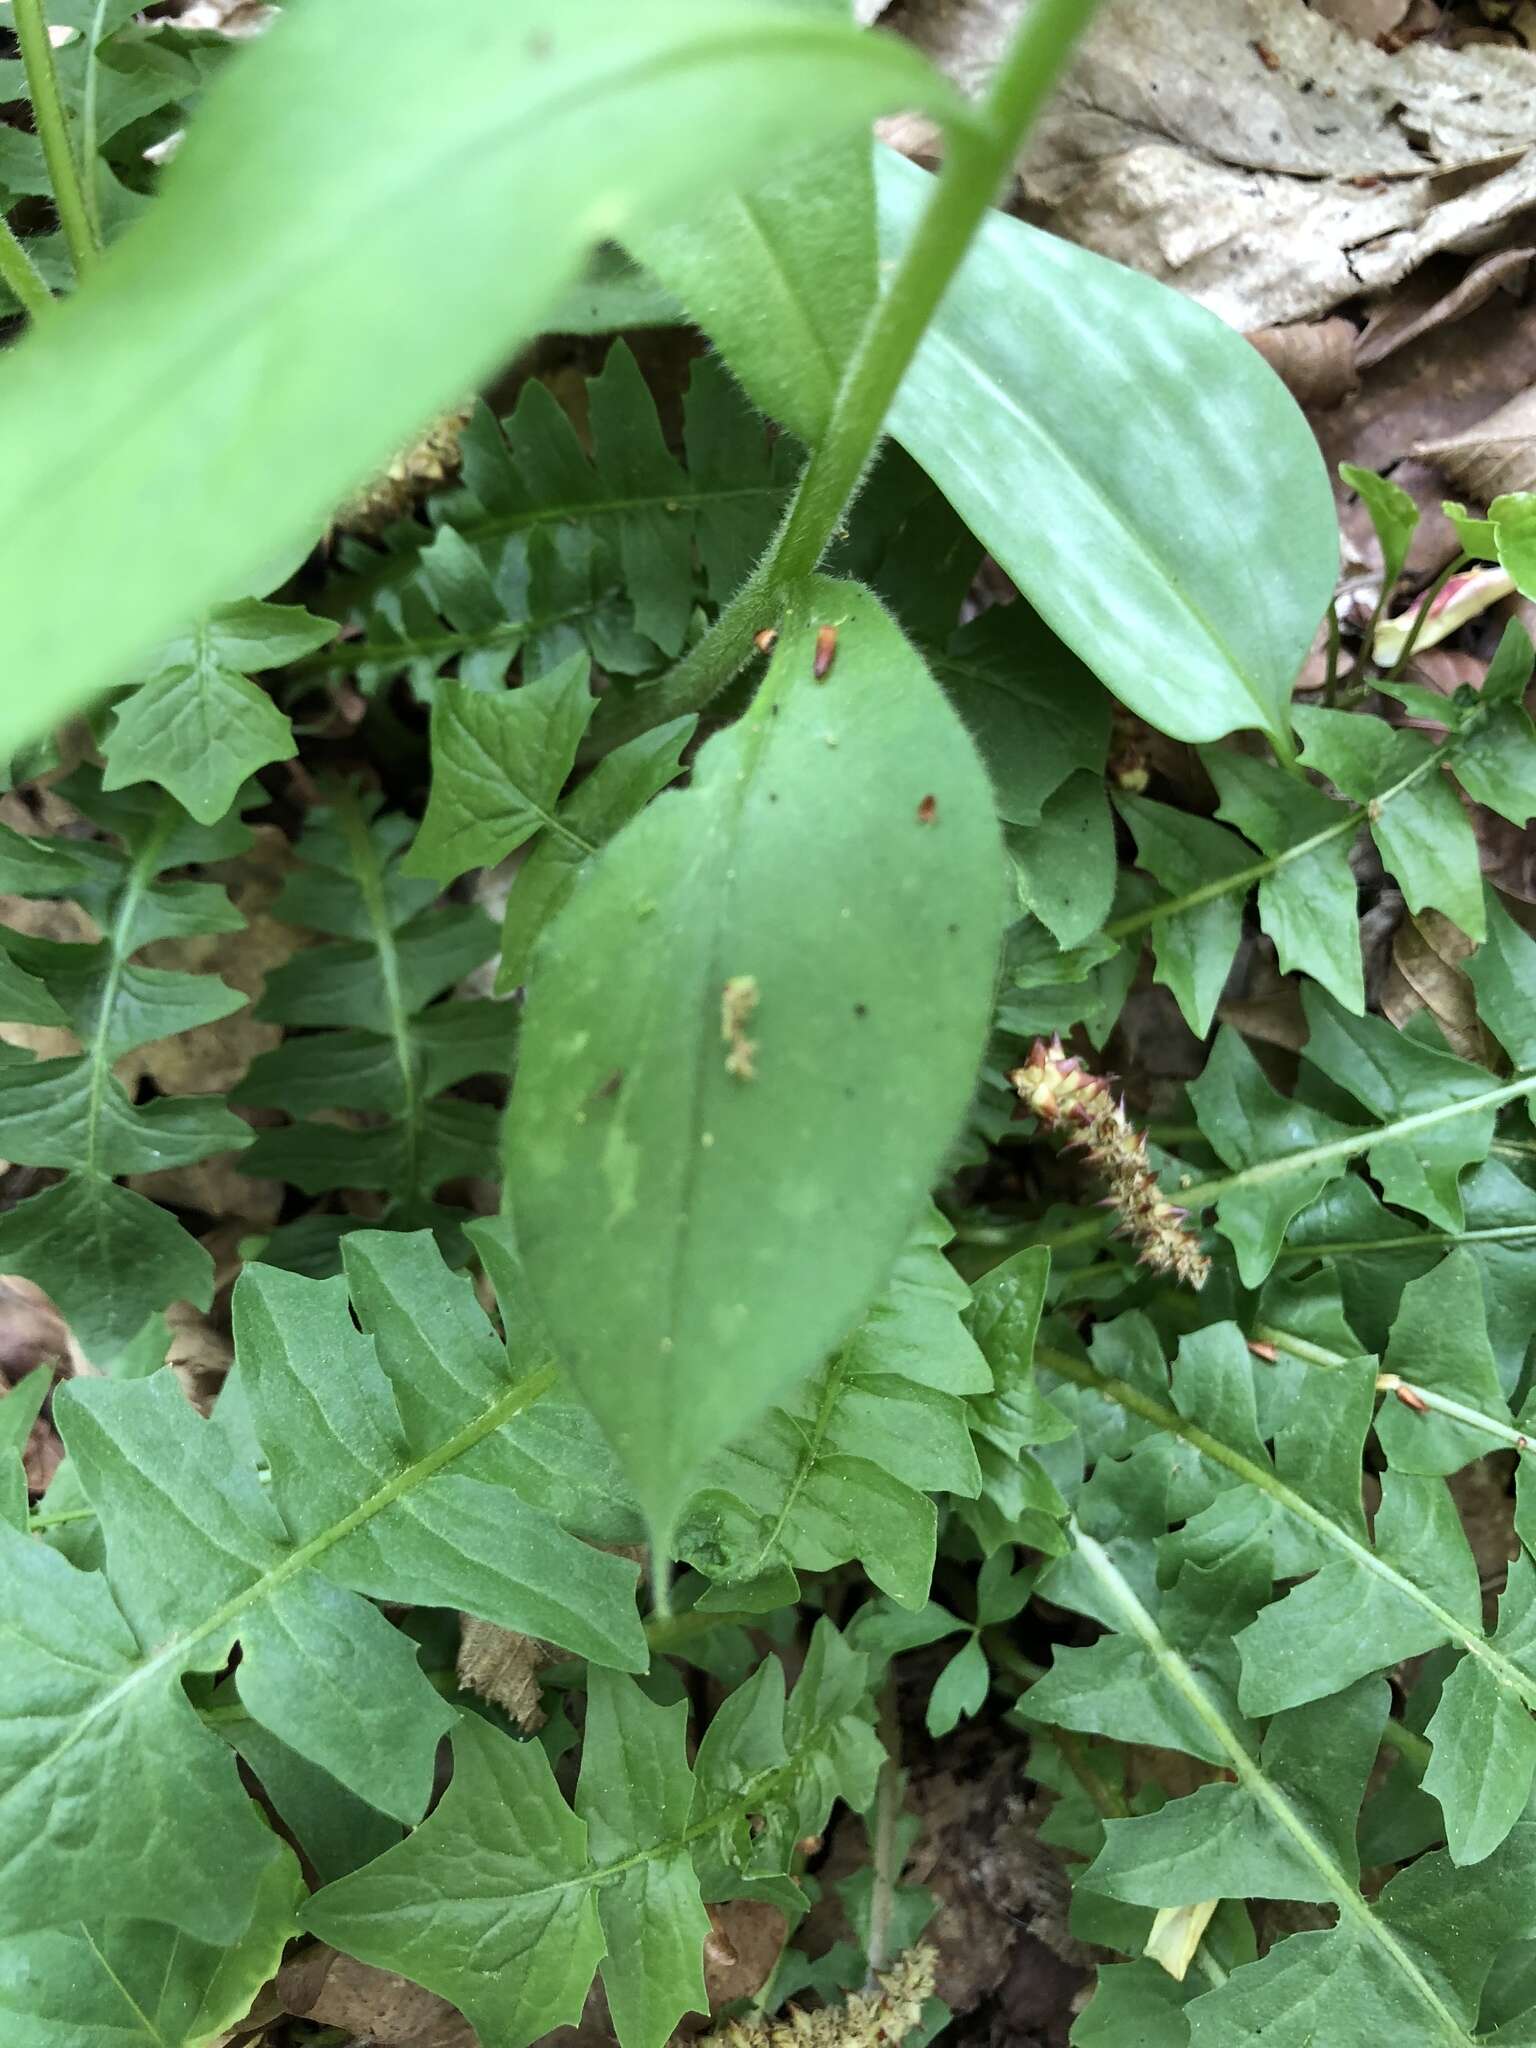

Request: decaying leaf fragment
left=457, top=1615, right=552, bottom=1732
left=708, top=1945, right=936, bottom=2046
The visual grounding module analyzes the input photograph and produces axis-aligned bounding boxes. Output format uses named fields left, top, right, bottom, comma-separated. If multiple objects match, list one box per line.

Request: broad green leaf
left=306, top=1625, right=879, bottom=2048
left=1482, top=618, right=1536, bottom=703
left=1114, top=794, right=1249, bottom=1035
left=0, top=0, right=951, bottom=757
left=680, top=1206, right=986, bottom=1608
left=498, top=715, right=697, bottom=992
left=1493, top=491, right=1536, bottom=598
left=0, top=1230, right=644, bottom=1942
left=1203, top=747, right=1363, bottom=1013
left=1424, top=1556, right=1536, bottom=1866
left=1375, top=1251, right=1510, bottom=1475
left=1444, top=498, right=1497, bottom=560
left=1087, top=1677, right=1385, bottom=1907
left=1008, top=768, right=1116, bottom=952
left=404, top=654, right=596, bottom=885
left=1236, top=1470, right=1482, bottom=1715
left=102, top=601, right=334, bottom=824
left=931, top=602, right=1112, bottom=829
left=1299, top=985, right=1495, bottom=1231
left=627, top=137, right=875, bottom=446
left=1187, top=1027, right=1362, bottom=1284
left=1293, top=706, right=1484, bottom=939
left=506, top=577, right=1003, bottom=1544
left=1452, top=701, right=1536, bottom=828
left=1339, top=463, right=1418, bottom=591
left=878, top=148, right=1335, bottom=747
left=0, top=1520, right=287, bottom=1941
left=0, top=1840, right=303, bottom=2047
left=1185, top=1820, right=1536, bottom=2045
left=1467, top=885, right=1536, bottom=1080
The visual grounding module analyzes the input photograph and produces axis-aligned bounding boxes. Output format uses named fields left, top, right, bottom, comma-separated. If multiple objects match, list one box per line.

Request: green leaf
left=305, top=1623, right=879, bottom=2048
left=878, top=147, right=1335, bottom=748
left=405, top=654, right=596, bottom=885
left=0, top=773, right=253, bottom=1356
left=0, top=1840, right=303, bottom=2048
left=506, top=577, right=1003, bottom=1545
left=1187, top=1028, right=1363, bottom=1284
left=102, top=601, right=334, bottom=824
left=1087, top=1677, right=1385, bottom=1906
left=926, top=1634, right=989, bottom=1738
left=627, top=138, right=875, bottom=445
left=1113, top=794, right=1250, bottom=1035
left=1008, top=768, right=1116, bottom=952
left=1375, top=1251, right=1510, bottom=1476
left=1444, top=498, right=1497, bottom=560
left=1293, top=706, right=1483, bottom=939
left=1203, top=746, right=1363, bottom=1013
left=1185, top=1821, right=1536, bottom=2044
left=238, top=787, right=507, bottom=1257
left=1482, top=618, right=1536, bottom=703
left=1424, top=1555, right=1536, bottom=1866
left=0, top=0, right=949, bottom=758
left=679, top=1206, right=987, bottom=1609
left=1452, top=703, right=1536, bottom=829
left=0, top=1366, right=49, bottom=1533
left=1467, top=885, right=1536, bottom=1073
left=1493, top=491, right=1536, bottom=598
left=931, top=602, right=1112, bottom=829
left=1298, top=985, right=1495, bottom=1231
left=1339, top=464, right=1418, bottom=592
left=0, top=1229, right=645, bottom=1943
left=497, top=714, right=697, bottom=991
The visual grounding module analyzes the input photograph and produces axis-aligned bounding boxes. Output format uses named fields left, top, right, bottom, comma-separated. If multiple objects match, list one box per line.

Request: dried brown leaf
left=276, top=1948, right=476, bottom=2048
left=1245, top=317, right=1359, bottom=408
left=456, top=1615, right=551, bottom=1732
left=1356, top=246, right=1533, bottom=369
left=1380, top=908, right=1495, bottom=1061
left=1418, top=382, right=1536, bottom=499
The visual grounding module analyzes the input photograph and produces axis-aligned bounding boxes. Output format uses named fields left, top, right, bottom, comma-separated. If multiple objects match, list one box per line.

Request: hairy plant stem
left=0, top=210, right=52, bottom=322
left=584, top=0, right=1106, bottom=760
left=13, top=0, right=99, bottom=279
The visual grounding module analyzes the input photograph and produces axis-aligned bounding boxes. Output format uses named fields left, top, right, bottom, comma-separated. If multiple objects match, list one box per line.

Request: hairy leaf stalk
left=1011, top=1036, right=1210, bottom=1288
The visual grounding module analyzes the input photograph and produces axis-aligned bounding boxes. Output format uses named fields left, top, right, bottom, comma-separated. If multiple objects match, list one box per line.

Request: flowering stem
left=13, top=0, right=99, bottom=279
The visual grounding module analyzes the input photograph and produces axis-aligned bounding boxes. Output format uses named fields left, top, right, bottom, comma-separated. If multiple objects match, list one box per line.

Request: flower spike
left=1009, top=1037, right=1210, bottom=1290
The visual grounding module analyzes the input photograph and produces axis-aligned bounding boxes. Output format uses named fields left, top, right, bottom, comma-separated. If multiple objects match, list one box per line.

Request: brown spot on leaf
left=813, top=625, right=838, bottom=680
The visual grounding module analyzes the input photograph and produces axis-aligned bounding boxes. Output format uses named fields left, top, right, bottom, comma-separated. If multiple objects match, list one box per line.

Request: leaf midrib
left=23, top=1366, right=557, bottom=1801
left=1043, top=1347, right=1535, bottom=1710
left=1071, top=1525, right=1474, bottom=2045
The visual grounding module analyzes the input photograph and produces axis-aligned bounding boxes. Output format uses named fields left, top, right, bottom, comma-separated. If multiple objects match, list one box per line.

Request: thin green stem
left=13, top=0, right=99, bottom=278
left=333, top=785, right=421, bottom=1202
left=1322, top=601, right=1341, bottom=706
left=1275, top=1222, right=1536, bottom=1258
left=1182, top=1070, right=1536, bottom=1207
left=1068, top=1524, right=1469, bottom=2041
left=0, top=208, right=52, bottom=322
left=584, top=0, right=1106, bottom=758
left=864, top=1685, right=903, bottom=1984
left=1384, top=553, right=1470, bottom=681
left=1103, top=731, right=1455, bottom=945
left=1377, top=1373, right=1533, bottom=1455
left=1379, top=1716, right=1432, bottom=1776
